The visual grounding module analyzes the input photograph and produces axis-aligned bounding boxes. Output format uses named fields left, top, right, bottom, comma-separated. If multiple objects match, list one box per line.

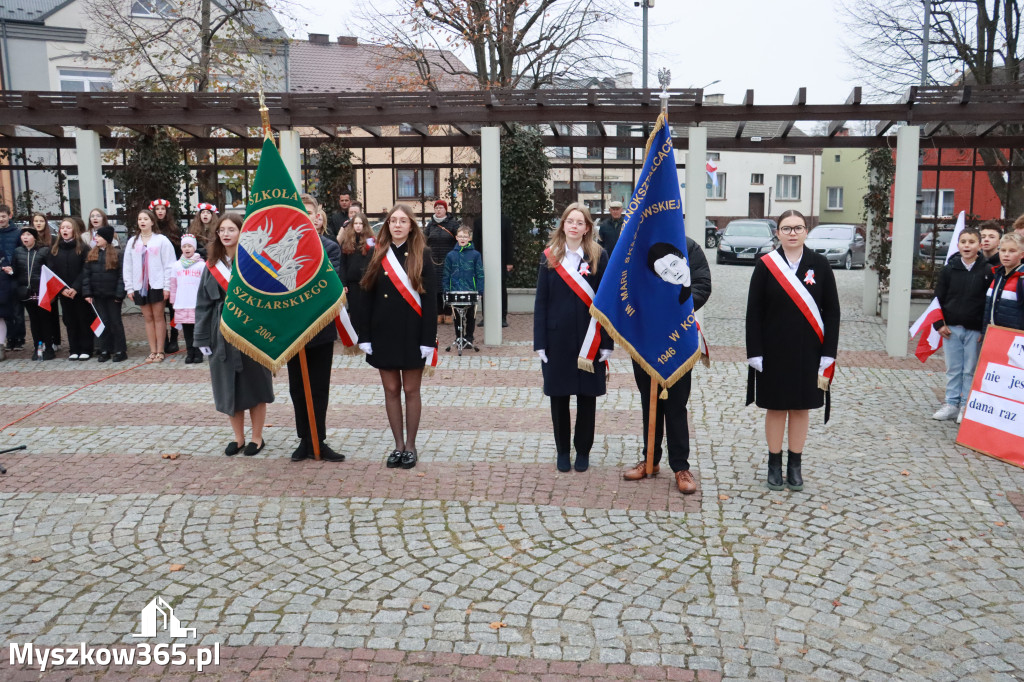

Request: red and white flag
left=89, top=301, right=106, bottom=337
left=706, top=158, right=719, bottom=190
left=37, top=265, right=67, bottom=312
left=909, top=211, right=965, bottom=362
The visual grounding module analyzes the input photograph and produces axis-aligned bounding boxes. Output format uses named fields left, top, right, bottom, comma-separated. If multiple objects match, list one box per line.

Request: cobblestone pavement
left=2, top=254, right=1024, bottom=681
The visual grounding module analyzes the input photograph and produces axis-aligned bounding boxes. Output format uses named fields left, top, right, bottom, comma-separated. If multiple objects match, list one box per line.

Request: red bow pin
left=803, top=270, right=816, bottom=285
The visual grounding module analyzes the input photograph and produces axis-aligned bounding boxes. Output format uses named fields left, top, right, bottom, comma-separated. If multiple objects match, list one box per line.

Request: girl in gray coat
left=194, top=213, right=275, bottom=457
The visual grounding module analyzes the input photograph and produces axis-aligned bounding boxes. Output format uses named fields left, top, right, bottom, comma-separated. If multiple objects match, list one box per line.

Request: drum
left=445, top=291, right=478, bottom=305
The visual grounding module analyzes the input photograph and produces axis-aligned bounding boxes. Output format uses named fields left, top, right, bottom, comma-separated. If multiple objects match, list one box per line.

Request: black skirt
left=134, top=288, right=165, bottom=306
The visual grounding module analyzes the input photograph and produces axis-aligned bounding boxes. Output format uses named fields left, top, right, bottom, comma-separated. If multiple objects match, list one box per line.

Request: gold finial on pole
left=658, top=68, right=671, bottom=116
left=257, top=65, right=272, bottom=140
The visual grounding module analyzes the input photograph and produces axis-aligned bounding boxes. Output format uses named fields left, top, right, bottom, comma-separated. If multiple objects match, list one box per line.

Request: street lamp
left=634, top=0, right=654, bottom=90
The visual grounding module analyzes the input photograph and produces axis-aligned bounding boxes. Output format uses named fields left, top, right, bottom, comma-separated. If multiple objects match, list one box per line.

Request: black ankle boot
left=556, top=452, right=571, bottom=472
left=786, top=451, right=803, bottom=491
left=767, top=451, right=783, bottom=490
left=166, top=328, right=180, bottom=354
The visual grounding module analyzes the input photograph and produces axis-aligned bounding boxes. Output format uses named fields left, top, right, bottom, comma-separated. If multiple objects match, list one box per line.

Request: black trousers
left=501, top=268, right=508, bottom=320
left=5, top=298, right=25, bottom=345
left=550, top=395, right=596, bottom=457
left=24, top=299, right=53, bottom=349
left=48, top=304, right=61, bottom=345
left=632, top=359, right=692, bottom=472
left=59, top=296, right=94, bottom=356
left=286, top=341, right=334, bottom=444
left=182, top=323, right=195, bottom=352
left=93, top=297, right=126, bottom=354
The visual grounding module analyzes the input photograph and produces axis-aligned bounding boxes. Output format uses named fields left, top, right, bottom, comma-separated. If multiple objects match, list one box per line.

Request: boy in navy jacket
left=442, top=226, right=484, bottom=344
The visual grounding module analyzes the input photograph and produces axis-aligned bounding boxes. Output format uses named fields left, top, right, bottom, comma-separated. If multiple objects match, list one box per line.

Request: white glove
left=420, top=345, right=434, bottom=360
left=199, top=346, right=213, bottom=357
left=537, top=350, right=548, bottom=363
left=819, top=356, right=835, bottom=372
left=359, top=342, right=372, bottom=355
left=598, top=349, right=613, bottom=362
left=747, top=356, right=763, bottom=372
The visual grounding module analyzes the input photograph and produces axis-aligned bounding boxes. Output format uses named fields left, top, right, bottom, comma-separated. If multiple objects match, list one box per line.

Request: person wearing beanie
left=82, top=223, right=127, bottom=361
left=423, top=198, right=459, bottom=323
left=168, top=233, right=205, bottom=363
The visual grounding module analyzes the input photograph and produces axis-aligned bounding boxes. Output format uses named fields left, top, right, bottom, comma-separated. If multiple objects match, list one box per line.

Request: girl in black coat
left=746, top=210, right=840, bottom=492
left=10, top=228, right=53, bottom=358
left=82, top=226, right=127, bottom=361
left=534, top=203, right=613, bottom=473
left=423, top=199, right=458, bottom=321
left=339, top=211, right=375, bottom=324
left=48, top=217, right=95, bottom=360
left=357, top=204, right=438, bottom=470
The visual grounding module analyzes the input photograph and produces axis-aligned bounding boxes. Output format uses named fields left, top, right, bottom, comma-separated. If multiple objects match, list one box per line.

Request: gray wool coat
left=193, top=262, right=275, bottom=416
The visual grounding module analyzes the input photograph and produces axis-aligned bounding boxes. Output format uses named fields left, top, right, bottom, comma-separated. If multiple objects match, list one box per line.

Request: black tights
left=549, top=395, right=596, bottom=457
left=379, top=368, right=423, bottom=453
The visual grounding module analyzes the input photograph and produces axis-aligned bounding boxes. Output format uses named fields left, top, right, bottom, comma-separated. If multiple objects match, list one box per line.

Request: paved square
left=2, top=253, right=1023, bottom=681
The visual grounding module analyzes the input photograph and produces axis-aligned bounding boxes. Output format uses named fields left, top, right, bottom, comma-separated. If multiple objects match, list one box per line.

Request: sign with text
left=956, top=326, right=1024, bottom=468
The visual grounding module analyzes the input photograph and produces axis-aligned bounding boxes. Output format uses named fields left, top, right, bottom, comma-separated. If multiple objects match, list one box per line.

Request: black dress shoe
left=318, top=443, right=346, bottom=462
left=98, top=353, right=111, bottom=363
left=225, top=441, right=244, bottom=456
left=400, top=450, right=417, bottom=469
left=386, top=449, right=403, bottom=468
left=290, top=441, right=309, bottom=462
left=111, top=352, right=127, bottom=362
left=502, top=319, right=509, bottom=328
left=573, top=453, right=590, bottom=472
left=243, top=440, right=265, bottom=456
left=556, top=452, right=570, bottom=472
left=183, top=353, right=194, bottom=364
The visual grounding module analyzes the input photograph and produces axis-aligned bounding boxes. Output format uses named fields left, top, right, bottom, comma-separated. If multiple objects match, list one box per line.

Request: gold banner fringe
left=589, top=304, right=703, bottom=396
left=219, top=295, right=343, bottom=374
left=423, top=364, right=435, bottom=379
left=577, top=358, right=595, bottom=373
left=342, top=343, right=363, bottom=356
left=817, top=375, right=832, bottom=392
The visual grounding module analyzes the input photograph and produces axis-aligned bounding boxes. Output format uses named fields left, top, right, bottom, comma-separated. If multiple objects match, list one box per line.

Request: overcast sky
left=279, top=0, right=863, bottom=105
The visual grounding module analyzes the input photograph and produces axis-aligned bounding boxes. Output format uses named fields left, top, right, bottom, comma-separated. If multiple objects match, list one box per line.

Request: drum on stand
left=444, top=291, right=480, bottom=356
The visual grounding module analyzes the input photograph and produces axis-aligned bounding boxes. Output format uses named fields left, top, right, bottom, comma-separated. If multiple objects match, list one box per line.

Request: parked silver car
left=716, top=220, right=777, bottom=265
left=806, top=224, right=866, bottom=270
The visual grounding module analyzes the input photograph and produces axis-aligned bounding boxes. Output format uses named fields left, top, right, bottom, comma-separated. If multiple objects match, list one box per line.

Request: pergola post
left=683, top=127, right=707, bottom=246
left=886, top=126, right=920, bottom=357
left=863, top=166, right=881, bottom=316
left=278, top=130, right=301, bottom=191
left=74, top=129, right=103, bottom=219
left=481, top=126, right=501, bottom=346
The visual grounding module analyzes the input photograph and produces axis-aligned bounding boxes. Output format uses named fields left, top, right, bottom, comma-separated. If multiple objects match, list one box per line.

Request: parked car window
left=724, top=222, right=772, bottom=238
left=810, top=226, right=854, bottom=239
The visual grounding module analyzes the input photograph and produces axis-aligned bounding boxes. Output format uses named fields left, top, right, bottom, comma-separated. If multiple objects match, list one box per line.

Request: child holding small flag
left=931, top=227, right=991, bottom=422
left=12, top=227, right=53, bottom=359
left=82, top=225, right=127, bottom=362
left=983, top=232, right=1024, bottom=333
left=357, top=204, right=438, bottom=470
left=534, top=203, right=613, bottom=473
left=48, top=217, right=94, bottom=361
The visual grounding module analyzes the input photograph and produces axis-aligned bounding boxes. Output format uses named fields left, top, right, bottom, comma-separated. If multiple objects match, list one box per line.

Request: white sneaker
left=68, top=354, right=80, bottom=361
left=956, top=407, right=965, bottom=424
left=932, top=404, right=958, bottom=421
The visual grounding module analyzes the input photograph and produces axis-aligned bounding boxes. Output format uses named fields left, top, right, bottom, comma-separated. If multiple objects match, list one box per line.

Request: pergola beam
left=779, top=87, right=807, bottom=138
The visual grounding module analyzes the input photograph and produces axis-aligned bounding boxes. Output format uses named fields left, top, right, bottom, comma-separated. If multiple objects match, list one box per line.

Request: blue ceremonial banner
left=591, top=113, right=702, bottom=390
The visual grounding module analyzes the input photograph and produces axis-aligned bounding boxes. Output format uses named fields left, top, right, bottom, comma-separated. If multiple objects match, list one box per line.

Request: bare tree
left=842, top=0, right=1023, bottom=216
left=355, top=0, right=637, bottom=91
left=81, top=0, right=287, bottom=92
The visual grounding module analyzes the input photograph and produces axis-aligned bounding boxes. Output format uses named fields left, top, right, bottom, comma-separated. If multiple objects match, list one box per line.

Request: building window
left=826, top=186, right=844, bottom=210
left=707, top=173, right=726, bottom=200
left=586, top=123, right=602, bottom=159
left=834, top=154, right=841, bottom=162
left=58, top=69, right=113, bottom=92
left=552, top=124, right=571, bottom=159
left=783, top=155, right=796, bottom=164
left=396, top=169, right=438, bottom=200
left=750, top=173, right=764, bottom=185
left=616, top=124, right=633, bottom=161
left=921, top=189, right=955, bottom=217
left=131, top=0, right=173, bottom=17
left=776, top=174, right=801, bottom=200
left=707, top=152, right=720, bottom=162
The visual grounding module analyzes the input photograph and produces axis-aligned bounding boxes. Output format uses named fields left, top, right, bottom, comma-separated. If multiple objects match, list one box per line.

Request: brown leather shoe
left=623, top=460, right=659, bottom=481
left=675, top=470, right=697, bottom=495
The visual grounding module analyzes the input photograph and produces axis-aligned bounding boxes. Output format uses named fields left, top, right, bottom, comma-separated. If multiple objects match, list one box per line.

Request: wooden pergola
left=0, top=84, right=1021, bottom=353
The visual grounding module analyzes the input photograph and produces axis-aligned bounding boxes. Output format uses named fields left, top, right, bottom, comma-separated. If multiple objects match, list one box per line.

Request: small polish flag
left=38, top=265, right=67, bottom=312
left=908, top=211, right=966, bottom=362
left=705, top=159, right=719, bottom=189
left=89, top=301, right=106, bottom=337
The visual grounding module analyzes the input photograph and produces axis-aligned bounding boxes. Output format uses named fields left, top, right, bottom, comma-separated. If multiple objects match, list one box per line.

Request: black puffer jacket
left=81, top=247, right=126, bottom=299
left=47, top=239, right=88, bottom=293
left=934, top=254, right=992, bottom=332
left=13, top=244, right=46, bottom=301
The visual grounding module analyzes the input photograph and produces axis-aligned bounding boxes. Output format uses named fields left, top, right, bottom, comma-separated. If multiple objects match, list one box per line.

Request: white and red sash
left=334, top=308, right=358, bottom=348
left=545, top=247, right=602, bottom=371
left=380, top=246, right=437, bottom=370
left=762, top=250, right=834, bottom=389
left=207, top=259, right=231, bottom=291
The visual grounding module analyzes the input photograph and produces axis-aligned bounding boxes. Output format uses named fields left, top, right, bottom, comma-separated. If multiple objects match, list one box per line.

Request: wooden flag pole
left=298, top=348, right=321, bottom=460
left=645, top=378, right=658, bottom=476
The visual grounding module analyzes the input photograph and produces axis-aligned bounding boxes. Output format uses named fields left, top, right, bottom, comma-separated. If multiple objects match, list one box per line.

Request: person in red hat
left=188, top=203, right=218, bottom=256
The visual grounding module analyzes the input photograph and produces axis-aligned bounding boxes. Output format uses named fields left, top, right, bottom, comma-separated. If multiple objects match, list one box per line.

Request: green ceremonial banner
left=219, top=137, right=344, bottom=372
